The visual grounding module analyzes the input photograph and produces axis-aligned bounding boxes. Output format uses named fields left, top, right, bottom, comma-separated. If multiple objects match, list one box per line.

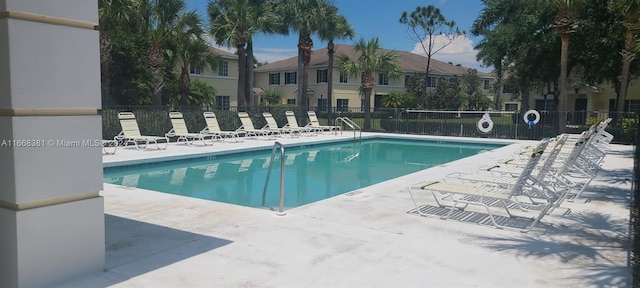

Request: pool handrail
left=335, top=117, right=361, bottom=141
left=262, top=141, right=286, bottom=216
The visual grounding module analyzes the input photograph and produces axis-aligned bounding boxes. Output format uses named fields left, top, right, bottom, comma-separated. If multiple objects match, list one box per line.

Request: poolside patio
left=57, top=132, right=632, bottom=287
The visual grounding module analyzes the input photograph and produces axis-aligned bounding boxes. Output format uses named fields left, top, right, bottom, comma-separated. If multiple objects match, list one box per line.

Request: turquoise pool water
left=103, top=138, right=503, bottom=209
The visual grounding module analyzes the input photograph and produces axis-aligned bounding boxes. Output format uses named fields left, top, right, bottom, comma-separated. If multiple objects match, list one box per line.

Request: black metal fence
left=102, top=105, right=637, bottom=144
left=633, top=116, right=640, bottom=287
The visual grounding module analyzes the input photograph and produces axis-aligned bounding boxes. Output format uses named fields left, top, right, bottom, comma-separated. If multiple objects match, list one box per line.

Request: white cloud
left=410, top=34, right=492, bottom=72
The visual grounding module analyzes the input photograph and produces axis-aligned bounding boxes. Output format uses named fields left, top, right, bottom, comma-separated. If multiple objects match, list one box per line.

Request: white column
left=0, top=1, right=104, bottom=287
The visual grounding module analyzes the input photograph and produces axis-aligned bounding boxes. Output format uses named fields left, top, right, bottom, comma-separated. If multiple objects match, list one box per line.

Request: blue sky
left=186, top=0, right=490, bottom=72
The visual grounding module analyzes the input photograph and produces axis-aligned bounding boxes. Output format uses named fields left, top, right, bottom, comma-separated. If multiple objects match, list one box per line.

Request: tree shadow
left=566, top=166, right=633, bottom=208
left=596, top=167, right=633, bottom=187
left=473, top=211, right=630, bottom=287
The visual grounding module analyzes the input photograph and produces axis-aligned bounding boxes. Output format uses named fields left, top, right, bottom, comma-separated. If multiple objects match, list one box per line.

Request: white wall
left=0, top=1, right=105, bottom=287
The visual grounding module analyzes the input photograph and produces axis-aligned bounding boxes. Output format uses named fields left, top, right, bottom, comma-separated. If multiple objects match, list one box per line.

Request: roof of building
left=209, top=46, right=237, bottom=59
left=254, top=44, right=492, bottom=77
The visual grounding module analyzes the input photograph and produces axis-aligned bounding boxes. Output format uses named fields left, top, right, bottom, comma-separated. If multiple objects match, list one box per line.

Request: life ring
left=477, top=118, right=493, bottom=133
left=523, top=110, right=540, bottom=125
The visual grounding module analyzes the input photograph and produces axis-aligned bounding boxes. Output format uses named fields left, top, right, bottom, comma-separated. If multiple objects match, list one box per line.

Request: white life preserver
left=523, top=110, right=540, bottom=125
left=477, top=118, right=493, bottom=133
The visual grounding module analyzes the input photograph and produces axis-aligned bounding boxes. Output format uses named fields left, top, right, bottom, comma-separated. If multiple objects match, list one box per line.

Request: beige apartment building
left=189, top=47, right=239, bottom=109
left=197, top=44, right=639, bottom=124
left=253, top=44, right=496, bottom=111
left=499, top=78, right=640, bottom=125
left=521, top=81, right=640, bottom=114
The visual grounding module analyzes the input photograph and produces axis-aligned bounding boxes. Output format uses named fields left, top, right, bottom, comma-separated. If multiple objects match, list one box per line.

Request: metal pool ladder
left=335, top=117, right=361, bottom=141
left=262, top=141, right=286, bottom=216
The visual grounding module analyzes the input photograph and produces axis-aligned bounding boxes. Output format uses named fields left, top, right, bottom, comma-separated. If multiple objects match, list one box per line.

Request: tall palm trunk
left=236, top=42, right=247, bottom=110
left=327, top=40, right=335, bottom=124
left=300, top=34, right=313, bottom=108
left=362, top=73, right=375, bottom=130
left=617, top=24, right=635, bottom=124
left=99, top=32, right=112, bottom=107
left=246, top=39, right=255, bottom=107
left=297, top=36, right=304, bottom=106
left=148, top=41, right=165, bottom=106
left=557, top=34, right=569, bottom=133
left=179, top=67, right=190, bottom=106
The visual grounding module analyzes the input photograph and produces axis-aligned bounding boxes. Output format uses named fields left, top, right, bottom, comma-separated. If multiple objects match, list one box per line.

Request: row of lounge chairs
left=408, top=118, right=613, bottom=232
left=114, top=110, right=341, bottom=150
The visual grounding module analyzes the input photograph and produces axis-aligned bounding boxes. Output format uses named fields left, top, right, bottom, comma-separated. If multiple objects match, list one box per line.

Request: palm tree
left=168, top=11, right=219, bottom=106
left=337, top=37, right=401, bottom=130
left=144, top=0, right=187, bottom=106
left=279, top=0, right=330, bottom=107
left=245, top=0, right=280, bottom=107
left=317, top=5, right=354, bottom=124
left=209, top=0, right=278, bottom=109
left=381, top=91, right=405, bottom=108
left=611, top=0, right=640, bottom=124
left=98, top=0, right=139, bottom=106
left=544, top=0, right=581, bottom=133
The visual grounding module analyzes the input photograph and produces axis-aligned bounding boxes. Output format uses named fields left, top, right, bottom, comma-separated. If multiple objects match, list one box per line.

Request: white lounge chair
left=307, top=111, right=340, bottom=133
left=408, top=138, right=564, bottom=232
left=201, top=112, right=243, bottom=142
left=448, top=135, right=574, bottom=212
left=237, top=112, right=276, bottom=140
left=262, top=112, right=294, bottom=136
left=166, top=112, right=215, bottom=146
left=116, top=112, right=168, bottom=150
left=284, top=111, right=319, bottom=135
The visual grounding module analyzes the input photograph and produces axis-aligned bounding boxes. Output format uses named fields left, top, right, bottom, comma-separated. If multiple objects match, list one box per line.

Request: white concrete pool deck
left=57, top=132, right=632, bottom=288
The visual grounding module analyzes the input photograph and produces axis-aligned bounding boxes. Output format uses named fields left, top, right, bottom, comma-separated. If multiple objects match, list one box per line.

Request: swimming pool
left=103, top=138, right=503, bottom=210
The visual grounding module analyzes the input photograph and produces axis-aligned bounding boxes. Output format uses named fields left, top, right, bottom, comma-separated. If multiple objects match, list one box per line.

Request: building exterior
left=500, top=77, right=640, bottom=125
left=198, top=44, right=639, bottom=122
left=254, top=44, right=495, bottom=110
left=189, top=47, right=239, bottom=109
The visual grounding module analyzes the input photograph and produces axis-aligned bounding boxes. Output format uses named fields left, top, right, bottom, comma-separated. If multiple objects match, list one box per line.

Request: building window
left=218, top=60, right=228, bottom=76
left=215, top=96, right=230, bottom=110
left=317, top=69, right=328, bottom=83
left=339, top=72, right=348, bottom=83
left=189, top=64, right=201, bottom=75
left=317, top=98, right=328, bottom=112
left=337, top=99, right=349, bottom=112
left=360, top=99, right=366, bottom=111
left=427, top=76, right=436, bottom=88
left=287, top=99, right=296, bottom=105
left=609, top=99, right=640, bottom=114
left=628, top=100, right=640, bottom=113
left=285, top=72, right=297, bottom=84
left=378, top=73, right=389, bottom=85
left=535, top=99, right=555, bottom=111
left=269, top=73, right=280, bottom=85
left=483, top=80, right=490, bottom=90
left=504, top=103, right=519, bottom=111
